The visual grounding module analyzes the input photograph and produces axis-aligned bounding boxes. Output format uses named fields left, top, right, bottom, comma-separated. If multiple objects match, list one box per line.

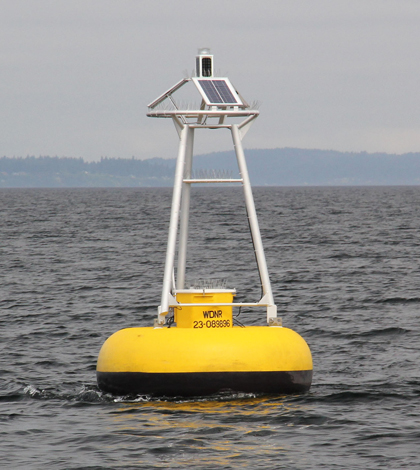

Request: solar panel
left=193, top=78, right=242, bottom=106
left=199, top=80, right=223, bottom=104
left=213, top=80, right=237, bottom=104
left=201, top=57, right=212, bottom=77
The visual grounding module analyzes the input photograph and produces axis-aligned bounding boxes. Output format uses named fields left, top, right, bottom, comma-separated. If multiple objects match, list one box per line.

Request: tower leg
left=158, top=125, right=189, bottom=323
left=177, top=127, right=195, bottom=289
left=231, top=124, right=277, bottom=322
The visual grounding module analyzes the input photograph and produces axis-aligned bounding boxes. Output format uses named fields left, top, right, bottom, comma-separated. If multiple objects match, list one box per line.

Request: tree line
left=0, top=156, right=174, bottom=178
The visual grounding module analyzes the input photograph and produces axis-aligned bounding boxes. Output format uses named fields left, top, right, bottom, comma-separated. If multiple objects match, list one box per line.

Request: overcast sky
left=1, top=0, right=420, bottom=161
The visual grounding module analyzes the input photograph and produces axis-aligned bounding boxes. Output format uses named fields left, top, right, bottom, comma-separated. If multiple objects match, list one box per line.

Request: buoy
left=96, top=49, right=313, bottom=397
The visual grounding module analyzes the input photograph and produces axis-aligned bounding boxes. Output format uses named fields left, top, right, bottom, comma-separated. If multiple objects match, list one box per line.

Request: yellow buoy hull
left=97, top=326, right=313, bottom=396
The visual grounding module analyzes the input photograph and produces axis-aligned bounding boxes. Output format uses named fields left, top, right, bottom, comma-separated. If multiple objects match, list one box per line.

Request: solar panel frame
left=192, top=78, right=243, bottom=106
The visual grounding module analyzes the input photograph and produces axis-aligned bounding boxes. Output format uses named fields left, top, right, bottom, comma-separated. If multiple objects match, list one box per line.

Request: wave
left=304, top=326, right=410, bottom=339
left=376, top=296, right=420, bottom=304
left=19, top=384, right=261, bottom=405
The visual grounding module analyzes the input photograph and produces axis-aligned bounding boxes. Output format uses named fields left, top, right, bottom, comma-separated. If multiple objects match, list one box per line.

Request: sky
left=1, top=0, right=420, bottom=161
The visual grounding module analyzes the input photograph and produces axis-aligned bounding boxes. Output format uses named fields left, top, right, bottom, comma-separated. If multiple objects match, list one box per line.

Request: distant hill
left=1, top=149, right=420, bottom=187
left=194, top=148, right=420, bottom=186
left=0, top=156, right=174, bottom=188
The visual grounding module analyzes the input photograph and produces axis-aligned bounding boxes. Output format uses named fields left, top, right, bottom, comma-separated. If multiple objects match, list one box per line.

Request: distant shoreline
left=1, top=148, right=420, bottom=187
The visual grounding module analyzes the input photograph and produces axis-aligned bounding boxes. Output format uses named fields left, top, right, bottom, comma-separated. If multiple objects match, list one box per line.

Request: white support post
left=158, top=124, right=189, bottom=324
left=177, top=127, right=195, bottom=289
left=231, top=124, right=277, bottom=323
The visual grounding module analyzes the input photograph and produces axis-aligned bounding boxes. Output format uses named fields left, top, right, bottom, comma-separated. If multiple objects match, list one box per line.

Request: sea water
left=1, top=186, right=419, bottom=469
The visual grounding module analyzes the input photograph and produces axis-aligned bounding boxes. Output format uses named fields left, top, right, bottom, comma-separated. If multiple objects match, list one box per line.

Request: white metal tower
left=147, top=49, right=278, bottom=326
